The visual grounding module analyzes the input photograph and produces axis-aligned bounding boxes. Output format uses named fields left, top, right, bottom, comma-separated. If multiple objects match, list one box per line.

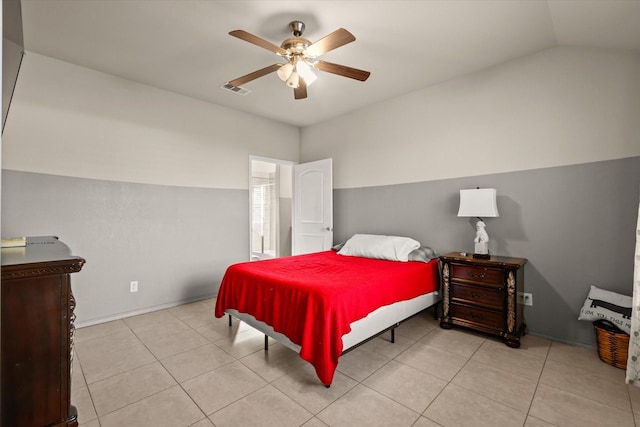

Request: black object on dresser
left=2, top=236, right=85, bottom=427
left=439, top=252, right=527, bottom=348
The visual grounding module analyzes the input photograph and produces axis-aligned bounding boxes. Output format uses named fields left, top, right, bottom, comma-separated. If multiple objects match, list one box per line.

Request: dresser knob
left=469, top=271, right=486, bottom=279
left=471, top=293, right=487, bottom=299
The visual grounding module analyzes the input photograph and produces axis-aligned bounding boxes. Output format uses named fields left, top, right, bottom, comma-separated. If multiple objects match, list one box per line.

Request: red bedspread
left=214, top=250, right=439, bottom=385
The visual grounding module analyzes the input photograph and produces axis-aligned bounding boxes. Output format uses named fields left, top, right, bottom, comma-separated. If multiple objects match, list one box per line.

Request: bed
left=214, top=234, right=440, bottom=386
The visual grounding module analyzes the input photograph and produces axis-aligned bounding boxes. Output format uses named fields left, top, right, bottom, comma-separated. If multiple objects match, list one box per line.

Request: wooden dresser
left=439, top=252, right=527, bottom=348
left=2, top=236, right=85, bottom=427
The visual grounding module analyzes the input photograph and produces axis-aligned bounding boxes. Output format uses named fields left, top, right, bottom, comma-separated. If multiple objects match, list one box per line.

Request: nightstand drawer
left=449, top=304, right=503, bottom=330
left=451, top=264, right=504, bottom=287
left=450, top=283, right=504, bottom=311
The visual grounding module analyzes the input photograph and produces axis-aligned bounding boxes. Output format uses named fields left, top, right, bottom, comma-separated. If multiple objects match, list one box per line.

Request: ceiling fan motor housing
left=289, top=20, right=305, bottom=37
left=282, top=22, right=311, bottom=57
left=281, top=38, right=311, bottom=56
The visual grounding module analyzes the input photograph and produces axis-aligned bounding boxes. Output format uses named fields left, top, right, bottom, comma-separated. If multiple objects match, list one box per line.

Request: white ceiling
left=20, top=0, right=640, bottom=128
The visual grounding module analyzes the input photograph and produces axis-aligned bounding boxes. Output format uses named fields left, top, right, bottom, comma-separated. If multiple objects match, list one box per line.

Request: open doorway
left=249, top=157, right=294, bottom=260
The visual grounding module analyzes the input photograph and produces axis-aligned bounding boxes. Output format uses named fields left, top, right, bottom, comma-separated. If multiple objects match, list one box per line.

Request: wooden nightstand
left=439, top=252, right=527, bottom=348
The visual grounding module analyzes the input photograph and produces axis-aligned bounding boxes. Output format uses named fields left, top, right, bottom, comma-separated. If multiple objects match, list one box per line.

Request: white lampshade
left=277, top=63, right=293, bottom=81
left=457, top=188, right=499, bottom=218
left=296, top=60, right=317, bottom=86
left=286, top=71, right=299, bottom=88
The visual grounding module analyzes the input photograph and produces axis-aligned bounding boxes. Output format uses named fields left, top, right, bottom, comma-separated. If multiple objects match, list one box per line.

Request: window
left=249, top=157, right=293, bottom=260
left=251, top=172, right=276, bottom=258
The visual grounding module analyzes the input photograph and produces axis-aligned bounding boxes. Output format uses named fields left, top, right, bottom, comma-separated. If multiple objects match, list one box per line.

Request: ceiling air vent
left=220, top=83, right=251, bottom=96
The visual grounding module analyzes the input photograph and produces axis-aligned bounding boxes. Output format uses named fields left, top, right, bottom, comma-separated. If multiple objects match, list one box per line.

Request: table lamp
left=457, top=188, right=499, bottom=259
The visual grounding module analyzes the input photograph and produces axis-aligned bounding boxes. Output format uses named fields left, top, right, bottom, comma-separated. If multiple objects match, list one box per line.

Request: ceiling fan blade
left=294, top=78, right=307, bottom=100
left=229, top=30, right=287, bottom=56
left=314, top=60, right=371, bottom=81
left=229, top=64, right=281, bottom=87
left=305, top=28, right=355, bottom=57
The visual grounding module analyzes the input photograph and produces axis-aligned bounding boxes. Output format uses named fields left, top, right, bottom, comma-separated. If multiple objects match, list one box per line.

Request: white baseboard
left=75, top=293, right=216, bottom=329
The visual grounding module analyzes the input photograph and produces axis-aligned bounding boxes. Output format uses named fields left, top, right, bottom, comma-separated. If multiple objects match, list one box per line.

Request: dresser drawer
left=450, top=283, right=504, bottom=311
left=451, top=264, right=504, bottom=287
left=449, top=304, right=504, bottom=330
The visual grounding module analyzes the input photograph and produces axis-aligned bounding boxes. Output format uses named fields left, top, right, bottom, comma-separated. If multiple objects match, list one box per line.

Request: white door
left=293, top=158, right=333, bottom=255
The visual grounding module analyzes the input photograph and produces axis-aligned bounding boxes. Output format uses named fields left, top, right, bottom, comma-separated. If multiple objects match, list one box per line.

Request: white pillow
left=578, top=285, right=632, bottom=333
left=337, top=234, right=420, bottom=262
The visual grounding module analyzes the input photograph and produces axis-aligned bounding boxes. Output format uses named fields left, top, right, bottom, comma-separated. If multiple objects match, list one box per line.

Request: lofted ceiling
left=19, top=0, right=640, bottom=128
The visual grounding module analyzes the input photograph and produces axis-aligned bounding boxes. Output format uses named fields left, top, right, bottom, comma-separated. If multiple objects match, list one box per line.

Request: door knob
left=323, top=227, right=333, bottom=231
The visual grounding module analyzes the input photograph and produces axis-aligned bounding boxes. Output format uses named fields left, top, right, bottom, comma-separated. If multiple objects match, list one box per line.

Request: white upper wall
left=5, top=47, right=639, bottom=192
left=2, top=52, right=300, bottom=190
left=301, top=46, right=640, bottom=189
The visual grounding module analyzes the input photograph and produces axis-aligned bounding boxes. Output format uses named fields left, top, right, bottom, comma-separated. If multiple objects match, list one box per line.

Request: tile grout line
left=355, top=325, right=448, bottom=423
left=83, top=310, right=209, bottom=425
left=76, top=299, right=638, bottom=427
left=521, top=339, right=553, bottom=426
left=156, top=307, right=227, bottom=426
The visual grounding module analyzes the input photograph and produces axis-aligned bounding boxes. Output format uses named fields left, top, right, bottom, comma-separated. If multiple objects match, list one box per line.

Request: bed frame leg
left=264, top=335, right=269, bottom=351
left=228, top=314, right=232, bottom=327
left=391, top=327, right=395, bottom=344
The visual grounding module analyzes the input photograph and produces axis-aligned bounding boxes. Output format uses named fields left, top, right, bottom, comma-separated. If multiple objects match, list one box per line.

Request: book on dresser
left=1, top=236, right=85, bottom=427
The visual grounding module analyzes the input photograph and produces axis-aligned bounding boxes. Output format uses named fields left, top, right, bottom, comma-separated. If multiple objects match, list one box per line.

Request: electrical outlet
left=517, top=292, right=533, bottom=306
left=130, top=281, right=138, bottom=293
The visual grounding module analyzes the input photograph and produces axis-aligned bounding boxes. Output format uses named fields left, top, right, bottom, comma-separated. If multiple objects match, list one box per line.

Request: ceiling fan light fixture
left=296, top=60, right=317, bottom=86
left=277, top=62, right=293, bottom=81
left=286, top=71, right=299, bottom=88
left=227, top=21, right=370, bottom=99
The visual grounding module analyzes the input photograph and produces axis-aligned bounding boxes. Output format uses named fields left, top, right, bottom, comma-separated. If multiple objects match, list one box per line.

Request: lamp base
left=473, top=241, right=490, bottom=259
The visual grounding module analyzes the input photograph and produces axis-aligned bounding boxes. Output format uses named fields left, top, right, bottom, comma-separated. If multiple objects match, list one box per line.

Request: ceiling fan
left=227, top=21, right=371, bottom=100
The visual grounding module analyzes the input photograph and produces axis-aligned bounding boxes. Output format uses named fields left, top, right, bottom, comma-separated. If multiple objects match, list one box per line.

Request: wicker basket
left=593, top=319, right=629, bottom=369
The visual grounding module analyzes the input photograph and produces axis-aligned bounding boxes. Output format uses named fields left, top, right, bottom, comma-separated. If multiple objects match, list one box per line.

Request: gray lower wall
left=1, top=170, right=248, bottom=326
left=3, top=156, right=639, bottom=346
left=279, top=197, right=292, bottom=257
left=334, top=156, right=640, bottom=347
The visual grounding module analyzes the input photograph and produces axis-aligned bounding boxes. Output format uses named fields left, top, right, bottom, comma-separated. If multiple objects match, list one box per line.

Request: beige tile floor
left=71, top=298, right=640, bottom=427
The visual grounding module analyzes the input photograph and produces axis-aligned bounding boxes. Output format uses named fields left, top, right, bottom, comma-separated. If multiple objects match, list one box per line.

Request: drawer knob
left=469, top=271, right=486, bottom=279
left=470, top=293, right=487, bottom=299
left=468, top=312, right=484, bottom=320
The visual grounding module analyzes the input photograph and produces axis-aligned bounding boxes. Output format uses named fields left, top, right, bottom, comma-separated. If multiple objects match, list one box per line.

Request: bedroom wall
left=302, top=47, right=640, bottom=189
left=301, top=46, right=640, bottom=347
left=1, top=52, right=299, bottom=325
